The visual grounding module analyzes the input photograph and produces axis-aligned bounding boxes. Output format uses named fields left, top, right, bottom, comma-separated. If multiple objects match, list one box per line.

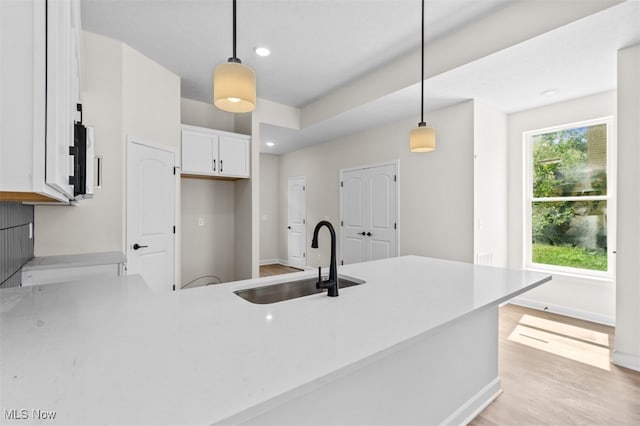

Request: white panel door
left=288, top=176, right=306, bottom=268
left=127, top=141, right=176, bottom=293
left=341, top=169, right=367, bottom=264
left=367, top=164, right=397, bottom=261
left=341, top=163, right=398, bottom=265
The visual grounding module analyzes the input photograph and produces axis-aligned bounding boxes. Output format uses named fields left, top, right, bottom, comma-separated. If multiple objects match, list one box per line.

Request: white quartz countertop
left=0, top=256, right=551, bottom=425
left=21, top=251, right=126, bottom=271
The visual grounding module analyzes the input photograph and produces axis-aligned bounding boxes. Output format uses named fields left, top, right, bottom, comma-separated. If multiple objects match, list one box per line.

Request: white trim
left=523, top=266, right=615, bottom=287
left=612, top=350, right=640, bottom=372
left=259, top=259, right=280, bottom=266
left=509, top=298, right=615, bottom=326
left=439, top=378, right=502, bottom=426
left=522, top=116, right=616, bottom=280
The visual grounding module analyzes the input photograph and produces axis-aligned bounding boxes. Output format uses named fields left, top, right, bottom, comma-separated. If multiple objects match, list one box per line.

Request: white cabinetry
left=0, top=0, right=82, bottom=202
left=181, top=125, right=250, bottom=179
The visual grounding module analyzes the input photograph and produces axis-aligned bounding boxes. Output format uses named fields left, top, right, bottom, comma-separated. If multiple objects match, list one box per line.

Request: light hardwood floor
left=472, top=304, right=640, bottom=425
left=259, top=263, right=303, bottom=277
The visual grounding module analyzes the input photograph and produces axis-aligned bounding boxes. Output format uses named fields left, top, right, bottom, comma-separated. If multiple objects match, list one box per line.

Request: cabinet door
left=219, top=135, right=249, bottom=177
left=182, top=130, right=216, bottom=174
left=45, top=0, right=75, bottom=198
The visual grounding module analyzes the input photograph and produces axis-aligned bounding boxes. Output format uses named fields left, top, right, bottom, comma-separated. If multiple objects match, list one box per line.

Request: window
left=524, top=117, right=615, bottom=277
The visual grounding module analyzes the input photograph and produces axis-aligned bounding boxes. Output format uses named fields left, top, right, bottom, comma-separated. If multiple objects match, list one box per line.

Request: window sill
left=524, top=265, right=614, bottom=286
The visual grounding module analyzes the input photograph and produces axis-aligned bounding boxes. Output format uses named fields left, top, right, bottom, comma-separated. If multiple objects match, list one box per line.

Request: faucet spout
left=311, top=220, right=339, bottom=297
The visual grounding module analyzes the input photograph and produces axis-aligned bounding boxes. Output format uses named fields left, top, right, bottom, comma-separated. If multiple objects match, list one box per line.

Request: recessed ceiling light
left=255, top=47, right=270, bottom=57
left=541, top=89, right=558, bottom=96
left=266, top=141, right=275, bottom=147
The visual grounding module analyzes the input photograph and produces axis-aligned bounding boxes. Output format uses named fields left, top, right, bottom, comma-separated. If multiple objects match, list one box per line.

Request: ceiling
left=82, top=0, right=640, bottom=155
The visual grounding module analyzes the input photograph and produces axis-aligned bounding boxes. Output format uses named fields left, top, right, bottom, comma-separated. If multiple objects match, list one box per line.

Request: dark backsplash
left=0, top=202, right=34, bottom=288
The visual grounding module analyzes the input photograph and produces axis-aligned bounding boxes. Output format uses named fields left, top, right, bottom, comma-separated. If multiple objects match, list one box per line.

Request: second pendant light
left=410, top=0, right=436, bottom=152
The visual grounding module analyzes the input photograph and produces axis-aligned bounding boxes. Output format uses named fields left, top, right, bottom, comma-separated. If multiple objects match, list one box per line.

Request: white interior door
left=341, top=169, right=367, bottom=264
left=127, top=140, right=176, bottom=293
left=287, top=176, right=306, bottom=268
left=367, top=164, right=397, bottom=261
left=341, top=162, right=398, bottom=265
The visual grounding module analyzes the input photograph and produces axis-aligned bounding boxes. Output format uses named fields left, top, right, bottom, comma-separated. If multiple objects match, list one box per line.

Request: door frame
left=339, top=160, right=400, bottom=265
left=287, top=175, right=307, bottom=268
left=126, top=136, right=179, bottom=290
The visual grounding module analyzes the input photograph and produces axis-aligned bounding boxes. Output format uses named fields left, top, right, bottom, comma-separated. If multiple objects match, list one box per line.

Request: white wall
left=179, top=97, right=238, bottom=285
left=35, top=32, right=182, bottom=289
left=248, top=99, right=300, bottom=277
left=121, top=44, right=181, bottom=286
left=181, top=178, right=236, bottom=285
left=507, top=91, right=617, bottom=325
left=181, top=98, right=234, bottom=131
left=122, top=45, right=181, bottom=152
left=35, top=32, right=124, bottom=256
left=474, top=101, right=508, bottom=267
left=614, top=44, right=640, bottom=371
left=259, top=154, right=280, bottom=264
left=277, top=101, right=475, bottom=268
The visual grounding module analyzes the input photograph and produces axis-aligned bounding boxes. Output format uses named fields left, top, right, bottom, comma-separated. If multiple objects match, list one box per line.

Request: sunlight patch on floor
left=508, top=314, right=611, bottom=371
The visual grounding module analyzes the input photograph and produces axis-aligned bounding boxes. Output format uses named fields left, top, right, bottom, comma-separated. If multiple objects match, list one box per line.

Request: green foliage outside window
left=530, top=124, right=608, bottom=272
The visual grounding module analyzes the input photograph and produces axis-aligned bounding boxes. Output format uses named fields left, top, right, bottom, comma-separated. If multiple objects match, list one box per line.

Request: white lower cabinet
left=181, top=125, right=250, bottom=179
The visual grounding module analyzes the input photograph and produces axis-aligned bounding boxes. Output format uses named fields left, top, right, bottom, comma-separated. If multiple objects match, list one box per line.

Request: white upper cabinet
left=181, top=125, right=250, bottom=179
left=0, top=0, right=82, bottom=202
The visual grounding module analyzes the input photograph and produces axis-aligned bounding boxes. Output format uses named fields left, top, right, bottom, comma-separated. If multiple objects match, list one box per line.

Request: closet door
left=340, top=163, right=398, bottom=265
left=341, top=169, right=368, bottom=265
left=366, top=164, right=397, bottom=261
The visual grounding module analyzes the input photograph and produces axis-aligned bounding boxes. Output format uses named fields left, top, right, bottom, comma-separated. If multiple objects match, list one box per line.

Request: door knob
left=359, top=232, right=366, bottom=236
left=366, top=232, right=372, bottom=237
left=288, top=226, right=292, bottom=230
left=133, top=243, right=148, bottom=250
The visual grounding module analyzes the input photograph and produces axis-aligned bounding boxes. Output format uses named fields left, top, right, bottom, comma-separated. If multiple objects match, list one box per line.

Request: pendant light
left=213, top=0, right=256, bottom=113
left=410, top=0, right=436, bottom=152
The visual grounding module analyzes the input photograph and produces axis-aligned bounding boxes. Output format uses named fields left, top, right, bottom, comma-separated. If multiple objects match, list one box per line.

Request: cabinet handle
left=220, top=160, right=223, bottom=173
left=213, top=159, right=216, bottom=172
left=96, top=156, right=103, bottom=188
left=359, top=232, right=366, bottom=236
left=366, top=232, right=372, bottom=237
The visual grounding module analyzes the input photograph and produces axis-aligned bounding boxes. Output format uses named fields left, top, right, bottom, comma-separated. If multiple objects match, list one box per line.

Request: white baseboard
left=612, top=350, right=640, bottom=372
left=441, top=378, right=502, bottom=426
left=510, top=297, right=615, bottom=326
left=259, top=259, right=280, bottom=266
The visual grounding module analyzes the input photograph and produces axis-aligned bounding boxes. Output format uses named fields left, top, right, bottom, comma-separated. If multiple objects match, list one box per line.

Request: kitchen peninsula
left=0, top=256, right=550, bottom=425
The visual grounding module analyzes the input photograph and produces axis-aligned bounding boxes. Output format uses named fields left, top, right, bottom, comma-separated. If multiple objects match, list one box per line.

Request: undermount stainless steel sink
left=234, top=275, right=365, bottom=304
